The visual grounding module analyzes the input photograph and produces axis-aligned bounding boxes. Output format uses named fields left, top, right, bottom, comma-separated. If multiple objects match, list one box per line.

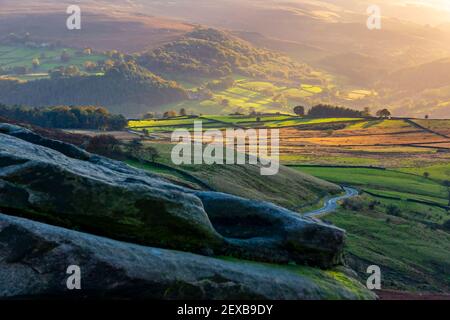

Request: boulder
left=197, top=192, right=345, bottom=267
left=0, top=123, right=344, bottom=267
left=0, top=213, right=375, bottom=300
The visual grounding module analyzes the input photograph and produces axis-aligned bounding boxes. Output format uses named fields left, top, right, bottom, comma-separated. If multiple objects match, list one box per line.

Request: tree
left=307, top=104, right=364, bottom=118
left=61, top=50, right=71, bottom=63
left=386, top=204, right=401, bottom=216
left=32, top=58, right=40, bottom=70
left=233, top=107, right=245, bottom=115
left=423, top=172, right=430, bottom=179
left=179, top=108, right=187, bottom=116
left=127, top=139, right=145, bottom=159
left=142, top=112, right=155, bottom=120
left=86, top=135, right=121, bottom=157
left=163, top=110, right=177, bottom=118
left=363, top=107, right=371, bottom=117
left=103, top=59, right=115, bottom=70
left=147, top=146, right=160, bottom=163
left=84, top=61, right=97, bottom=72
left=221, top=99, right=230, bottom=107
left=443, top=220, right=450, bottom=232
left=65, top=65, right=80, bottom=77
left=293, top=105, right=305, bottom=117
left=376, top=109, right=391, bottom=119
left=0, top=105, right=126, bottom=130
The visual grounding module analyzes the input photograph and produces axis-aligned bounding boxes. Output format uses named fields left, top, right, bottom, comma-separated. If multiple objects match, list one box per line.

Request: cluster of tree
left=49, top=65, right=83, bottom=79
left=306, top=104, right=365, bottom=118
left=0, top=104, right=127, bottom=130
left=375, top=108, right=391, bottom=118
left=293, top=104, right=393, bottom=118
left=137, top=28, right=316, bottom=82
left=1, top=33, right=62, bottom=49
left=0, top=62, right=188, bottom=111
left=50, top=59, right=118, bottom=78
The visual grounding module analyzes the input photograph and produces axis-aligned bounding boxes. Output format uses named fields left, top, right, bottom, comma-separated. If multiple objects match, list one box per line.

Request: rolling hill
left=138, top=28, right=320, bottom=83
left=0, top=62, right=188, bottom=116
left=0, top=3, right=194, bottom=52
left=382, top=57, right=450, bottom=92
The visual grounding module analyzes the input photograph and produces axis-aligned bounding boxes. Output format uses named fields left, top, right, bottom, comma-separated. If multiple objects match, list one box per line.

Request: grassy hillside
left=295, top=166, right=449, bottom=207
left=0, top=62, right=187, bottom=115
left=128, top=115, right=362, bottom=132
left=292, top=165, right=450, bottom=292
left=129, top=142, right=341, bottom=211
left=382, top=58, right=450, bottom=92
left=138, top=28, right=320, bottom=83
left=153, top=77, right=327, bottom=115
left=0, top=9, right=194, bottom=52
left=329, top=198, right=450, bottom=293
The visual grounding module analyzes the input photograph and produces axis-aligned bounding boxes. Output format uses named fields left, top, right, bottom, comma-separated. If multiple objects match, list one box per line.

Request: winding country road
left=304, top=187, right=359, bottom=218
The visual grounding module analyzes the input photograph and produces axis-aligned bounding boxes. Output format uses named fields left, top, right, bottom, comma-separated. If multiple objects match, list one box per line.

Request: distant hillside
left=0, top=62, right=187, bottom=116
left=318, top=52, right=390, bottom=86
left=0, top=9, right=194, bottom=52
left=138, top=28, right=320, bottom=83
left=382, top=58, right=450, bottom=92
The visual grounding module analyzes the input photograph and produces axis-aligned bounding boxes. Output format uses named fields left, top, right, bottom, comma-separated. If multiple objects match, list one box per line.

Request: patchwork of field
left=128, top=117, right=450, bottom=169
left=413, top=119, right=450, bottom=137
left=0, top=45, right=106, bottom=80
left=157, top=78, right=326, bottom=115
left=281, top=131, right=444, bottom=147
left=128, top=115, right=363, bottom=132
left=277, top=119, right=450, bottom=167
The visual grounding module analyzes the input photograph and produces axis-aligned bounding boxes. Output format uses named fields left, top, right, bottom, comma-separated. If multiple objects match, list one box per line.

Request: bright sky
left=405, top=0, right=450, bottom=11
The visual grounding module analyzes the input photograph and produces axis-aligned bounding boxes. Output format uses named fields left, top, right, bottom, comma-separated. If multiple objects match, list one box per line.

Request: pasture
left=156, top=78, right=326, bottom=115
left=0, top=45, right=106, bottom=80
left=292, top=166, right=449, bottom=207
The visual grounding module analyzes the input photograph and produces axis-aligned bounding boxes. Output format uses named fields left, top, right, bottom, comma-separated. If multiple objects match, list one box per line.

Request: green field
left=328, top=199, right=450, bottom=292
left=293, top=166, right=449, bottom=207
left=155, top=78, right=326, bottom=115
left=202, top=114, right=292, bottom=123
left=346, top=119, right=410, bottom=130
left=399, top=163, right=450, bottom=184
left=128, top=115, right=363, bottom=132
left=261, top=117, right=361, bottom=128
left=0, top=45, right=106, bottom=79
left=290, top=165, right=450, bottom=292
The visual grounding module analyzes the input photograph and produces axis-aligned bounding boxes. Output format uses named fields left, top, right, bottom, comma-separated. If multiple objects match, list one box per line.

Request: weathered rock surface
left=0, top=213, right=375, bottom=299
left=0, top=123, right=345, bottom=268
left=197, top=192, right=345, bottom=267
